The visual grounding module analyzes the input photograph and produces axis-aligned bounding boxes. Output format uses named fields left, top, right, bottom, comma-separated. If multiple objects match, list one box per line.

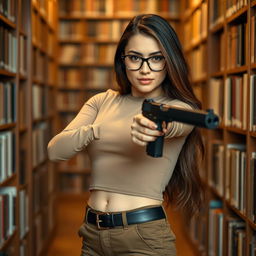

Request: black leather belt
left=86, top=206, right=166, bottom=229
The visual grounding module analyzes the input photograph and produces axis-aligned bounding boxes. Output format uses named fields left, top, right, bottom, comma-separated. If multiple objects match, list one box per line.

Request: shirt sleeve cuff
left=91, top=124, right=100, bottom=140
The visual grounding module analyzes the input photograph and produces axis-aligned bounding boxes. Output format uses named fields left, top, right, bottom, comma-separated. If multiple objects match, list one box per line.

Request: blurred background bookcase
left=183, top=0, right=256, bottom=255
left=0, top=0, right=58, bottom=255
left=56, top=0, right=181, bottom=196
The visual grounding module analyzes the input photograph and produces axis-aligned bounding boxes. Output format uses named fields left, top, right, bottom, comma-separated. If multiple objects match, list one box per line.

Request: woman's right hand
left=131, top=114, right=166, bottom=146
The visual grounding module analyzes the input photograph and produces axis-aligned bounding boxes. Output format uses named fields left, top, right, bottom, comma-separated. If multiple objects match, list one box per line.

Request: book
left=0, top=186, right=16, bottom=246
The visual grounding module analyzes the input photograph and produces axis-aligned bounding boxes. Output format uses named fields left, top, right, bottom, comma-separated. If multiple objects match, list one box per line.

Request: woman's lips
left=138, top=78, right=153, bottom=85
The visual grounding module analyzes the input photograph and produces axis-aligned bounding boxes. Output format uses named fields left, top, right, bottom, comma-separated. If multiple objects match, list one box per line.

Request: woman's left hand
left=131, top=114, right=167, bottom=146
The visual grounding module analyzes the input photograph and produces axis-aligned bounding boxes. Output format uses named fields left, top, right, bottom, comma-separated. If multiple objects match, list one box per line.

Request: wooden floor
left=46, top=194, right=199, bottom=256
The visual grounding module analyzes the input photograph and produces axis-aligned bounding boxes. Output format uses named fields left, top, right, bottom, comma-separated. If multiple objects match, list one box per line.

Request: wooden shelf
left=0, top=173, right=16, bottom=186
left=226, top=65, right=248, bottom=74
left=0, top=14, right=16, bottom=29
left=59, top=62, right=114, bottom=67
left=226, top=5, right=248, bottom=24
left=209, top=21, right=224, bottom=34
left=59, top=14, right=180, bottom=21
left=210, top=71, right=224, bottom=77
left=225, top=126, right=247, bottom=135
left=182, top=0, right=204, bottom=21
left=0, top=0, right=58, bottom=255
left=59, top=38, right=119, bottom=44
left=182, top=0, right=256, bottom=254
left=0, top=69, right=16, bottom=77
left=0, top=123, right=16, bottom=131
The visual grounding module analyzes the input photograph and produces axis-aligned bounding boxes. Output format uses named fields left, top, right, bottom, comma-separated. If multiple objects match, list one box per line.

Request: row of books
left=19, top=135, right=27, bottom=186
left=227, top=23, right=246, bottom=69
left=191, top=2, right=207, bottom=45
left=20, top=240, right=28, bottom=256
left=250, top=152, right=256, bottom=222
left=57, top=91, right=84, bottom=111
left=32, top=0, right=57, bottom=28
left=0, top=0, right=15, bottom=23
left=33, top=200, right=55, bottom=256
left=210, top=141, right=256, bottom=221
left=32, top=122, right=49, bottom=168
left=225, top=144, right=246, bottom=212
left=33, top=210, right=49, bottom=256
left=208, top=74, right=251, bottom=130
left=208, top=78, right=224, bottom=121
left=209, top=200, right=247, bottom=256
left=224, top=74, right=248, bottom=129
left=32, top=49, right=46, bottom=83
left=210, top=142, right=247, bottom=213
left=19, top=189, right=29, bottom=239
left=209, top=0, right=247, bottom=28
left=190, top=206, right=207, bottom=253
left=0, top=82, right=15, bottom=126
left=58, top=67, right=115, bottom=90
left=32, top=51, right=56, bottom=86
left=33, top=164, right=50, bottom=214
left=226, top=0, right=248, bottom=19
left=189, top=43, right=207, bottom=81
left=208, top=200, right=224, bottom=256
left=0, top=187, right=16, bottom=247
left=209, top=0, right=224, bottom=28
left=95, top=43, right=112, bottom=64
left=59, top=172, right=90, bottom=193
left=251, top=234, right=256, bottom=256
left=19, top=35, right=27, bottom=77
left=59, top=0, right=179, bottom=17
left=32, top=9, right=50, bottom=50
left=58, top=151, right=91, bottom=171
left=60, top=44, right=116, bottom=65
left=58, top=68, right=82, bottom=88
left=209, top=32, right=225, bottom=73
left=59, top=20, right=129, bottom=41
left=249, top=75, right=256, bottom=132
left=251, top=12, right=256, bottom=64
left=0, top=131, right=15, bottom=183
left=32, top=84, right=47, bottom=120
left=47, top=60, right=56, bottom=86
left=0, top=25, right=17, bottom=73
left=190, top=199, right=256, bottom=256
left=183, top=2, right=207, bottom=50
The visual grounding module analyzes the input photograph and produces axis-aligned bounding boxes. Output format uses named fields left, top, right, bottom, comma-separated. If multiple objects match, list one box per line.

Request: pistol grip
left=146, top=121, right=164, bottom=157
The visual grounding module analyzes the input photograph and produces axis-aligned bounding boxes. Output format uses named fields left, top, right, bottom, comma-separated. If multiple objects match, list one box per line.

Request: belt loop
left=121, top=211, right=129, bottom=230
left=161, top=205, right=168, bottom=223
left=84, top=206, right=90, bottom=223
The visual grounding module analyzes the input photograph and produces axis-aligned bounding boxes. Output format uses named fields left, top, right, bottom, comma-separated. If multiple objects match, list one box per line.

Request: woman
left=48, top=14, right=204, bottom=256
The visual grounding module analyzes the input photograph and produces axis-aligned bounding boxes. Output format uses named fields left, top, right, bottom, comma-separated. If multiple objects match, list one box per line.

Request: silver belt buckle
left=96, top=213, right=111, bottom=230
left=96, top=214, right=103, bottom=229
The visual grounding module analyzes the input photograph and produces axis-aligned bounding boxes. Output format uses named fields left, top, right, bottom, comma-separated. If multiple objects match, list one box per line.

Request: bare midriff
left=87, top=190, right=162, bottom=212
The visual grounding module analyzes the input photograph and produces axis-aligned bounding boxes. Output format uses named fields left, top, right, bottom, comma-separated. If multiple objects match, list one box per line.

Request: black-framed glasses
left=122, top=55, right=166, bottom=72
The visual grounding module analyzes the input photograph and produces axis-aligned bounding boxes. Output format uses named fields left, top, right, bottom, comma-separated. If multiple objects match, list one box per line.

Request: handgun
left=142, top=99, right=219, bottom=157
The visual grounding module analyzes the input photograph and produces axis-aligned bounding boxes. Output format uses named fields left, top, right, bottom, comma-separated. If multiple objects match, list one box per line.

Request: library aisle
left=2, top=0, right=256, bottom=255
left=46, top=194, right=197, bottom=256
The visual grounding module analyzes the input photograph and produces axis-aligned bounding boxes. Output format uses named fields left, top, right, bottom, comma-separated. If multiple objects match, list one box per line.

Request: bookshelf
left=182, top=0, right=256, bottom=255
left=56, top=0, right=181, bottom=195
left=0, top=0, right=58, bottom=255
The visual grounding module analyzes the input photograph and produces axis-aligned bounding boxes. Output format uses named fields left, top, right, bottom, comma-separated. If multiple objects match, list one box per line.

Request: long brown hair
left=114, top=14, right=205, bottom=218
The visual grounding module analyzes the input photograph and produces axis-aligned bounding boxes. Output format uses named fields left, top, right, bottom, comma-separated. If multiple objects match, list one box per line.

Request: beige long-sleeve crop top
left=47, top=89, right=194, bottom=201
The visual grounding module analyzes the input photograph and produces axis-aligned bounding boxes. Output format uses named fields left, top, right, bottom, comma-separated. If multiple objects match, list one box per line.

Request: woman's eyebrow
left=127, top=50, right=162, bottom=56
